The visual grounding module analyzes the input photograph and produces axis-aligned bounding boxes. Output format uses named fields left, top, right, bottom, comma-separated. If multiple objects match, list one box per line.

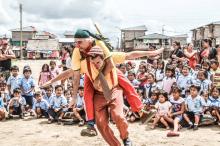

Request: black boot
left=123, top=138, right=132, bottom=146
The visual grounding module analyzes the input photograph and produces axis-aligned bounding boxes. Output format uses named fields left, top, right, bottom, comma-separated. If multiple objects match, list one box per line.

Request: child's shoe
left=193, top=125, right=198, bottom=130
left=187, top=123, right=193, bottom=129
left=57, top=118, right=62, bottom=125
left=78, top=120, right=85, bottom=127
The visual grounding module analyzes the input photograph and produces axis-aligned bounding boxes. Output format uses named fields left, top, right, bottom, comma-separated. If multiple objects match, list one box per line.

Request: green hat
left=74, top=29, right=90, bottom=38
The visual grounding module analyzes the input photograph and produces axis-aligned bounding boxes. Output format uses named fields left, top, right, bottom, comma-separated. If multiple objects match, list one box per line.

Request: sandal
left=80, top=126, right=98, bottom=137
left=48, top=118, right=54, bottom=124
left=178, top=124, right=182, bottom=131
left=150, top=125, right=156, bottom=129
left=167, top=131, right=180, bottom=137
left=57, top=118, right=62, bottom=125
left=166, top=126, right=170, bottom=130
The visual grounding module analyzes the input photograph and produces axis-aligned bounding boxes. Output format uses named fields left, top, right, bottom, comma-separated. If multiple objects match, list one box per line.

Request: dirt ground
left=0, top=59, right=220, bottom=146
left=0, top=117, right=220, bottom=146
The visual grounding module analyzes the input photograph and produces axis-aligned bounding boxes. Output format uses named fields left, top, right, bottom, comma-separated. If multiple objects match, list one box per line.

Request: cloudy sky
left=0, top=0, right=220, bottom=45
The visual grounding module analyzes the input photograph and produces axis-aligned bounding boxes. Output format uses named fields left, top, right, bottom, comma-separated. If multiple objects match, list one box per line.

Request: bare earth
left=0, top=60, right=219, bottom=146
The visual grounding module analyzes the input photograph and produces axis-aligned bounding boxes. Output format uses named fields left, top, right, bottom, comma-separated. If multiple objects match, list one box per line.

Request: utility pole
left=162, top=25, right=165, bottom=60
left=19, top=3, right=23, bottom=59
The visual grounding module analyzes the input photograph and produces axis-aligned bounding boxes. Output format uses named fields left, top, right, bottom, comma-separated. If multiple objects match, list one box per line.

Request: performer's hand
left=156, top=47, right=164, bottom=54
left=41, top=80, right=52, bottom=88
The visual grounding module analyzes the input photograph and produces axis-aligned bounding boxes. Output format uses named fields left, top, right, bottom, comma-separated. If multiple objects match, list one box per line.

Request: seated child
left=48, top=85, right=67, bottom=124
left=183, top=85, right=204, bottom=130
left=141, top=90, right=159, bottom=123
left=151, top=90, right=172, bottom=130
left=0, top=96, right=6, bottom=120
left=199, top=90, right=217, bottom=126
left=167, top=87, right=185, bottom=137
left=0, top=73, right=5, bottom=82
left=8, top=88, right=26, bottom=119
left=0, top=80, right=10, bottom=108
left=64, top=90, right=72, bottom=104
left=201, top=90, right=210, bottom=112
left=32, top=91, right=49, bottom=118
left=73, top=86, right=85, bottom=126
left=63, top=90, right=73, bottom=119
left=125, top=88, right=145, bottom=123
left=43, top=85, right=54, bottom=103
left=127, top=70, right=140, bottom=88
left=208, top=86, right=220, bottom=125
left=143, top=90, right=159, bottom=110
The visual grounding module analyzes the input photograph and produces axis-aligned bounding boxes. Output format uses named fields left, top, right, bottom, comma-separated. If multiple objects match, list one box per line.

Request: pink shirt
left=162, top=77, right=176, bottom=94
left=39, top=72, right=51, bottom=86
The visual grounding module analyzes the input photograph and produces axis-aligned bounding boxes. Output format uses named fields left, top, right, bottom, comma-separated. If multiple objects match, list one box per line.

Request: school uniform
left=143, top=98, right=157, bottom=106
left=208, top=96, right=220, bottom=108
left=185, top=95, right=204, bottom=116
left=0, top=92, right=10, bottom=109
left=155, top=69, right=164, bottom=88
left=32, top=99, right=49, bottom=118
left=0, top=97, right=4, bottom=109
left=7, top=75, right=22, bottom=94
left=144, top=83, right=160, bottom=99
left=192, top=79, right=211, bottom=93
left=76, top=95, right=84, bottom=108
left=48, top=95, right=67, bottom=119
left=176, top=75, right=193, bottom=97
left=129, top=79, right=140, bottom=88
left=73, top=94, right=85, bottom=116
left=18, top=76, right=36, bottom=107
left=43, top=93, right=54, bottom=104
left=8, top=96, right=26, bottom=115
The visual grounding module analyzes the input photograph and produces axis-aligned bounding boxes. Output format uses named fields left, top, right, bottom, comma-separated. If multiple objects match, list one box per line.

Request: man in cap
left=42, top=29, right=164, bottom=137
left=0, top=40, right=16, bottom=80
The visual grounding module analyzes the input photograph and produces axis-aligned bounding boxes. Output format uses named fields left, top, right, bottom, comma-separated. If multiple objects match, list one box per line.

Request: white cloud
left=0, top=0, right=220, bottom=45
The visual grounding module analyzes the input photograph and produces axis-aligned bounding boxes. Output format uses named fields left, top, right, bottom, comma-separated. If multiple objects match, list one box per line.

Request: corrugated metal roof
left=137, top=33, right=170, bottom=39
left=10, top=26, right=37, bottom=32
left=58, top=38, right=74, bottom=43
left=191, top=21, right=220, bottom=31
left=121, top=25, right=147, bottom=31
left=171, top=34, right=188, bottom=38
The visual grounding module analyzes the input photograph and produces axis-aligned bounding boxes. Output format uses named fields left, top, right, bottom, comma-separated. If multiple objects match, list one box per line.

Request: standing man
left=0, top=40, right=16, bottom=80
left=82, top=46, right=132, bottom=145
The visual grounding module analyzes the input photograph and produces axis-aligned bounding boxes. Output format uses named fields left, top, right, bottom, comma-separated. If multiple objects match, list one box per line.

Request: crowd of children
left=1, top=41, right=220, bottom=138
left=0, top=60, right=86, bottom=127
left=118, top=45, right=220, bottom=137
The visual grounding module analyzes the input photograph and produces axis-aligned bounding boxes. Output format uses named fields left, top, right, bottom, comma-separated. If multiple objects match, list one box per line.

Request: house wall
left=214, top=25, right=220, bottom=38
left=12, top=31, right=35, bottom=42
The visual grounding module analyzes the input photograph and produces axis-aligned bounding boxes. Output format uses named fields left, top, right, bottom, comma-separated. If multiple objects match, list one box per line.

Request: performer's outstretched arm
left=125, top=47, right=164, bottom=60
left=41, top=69, right=73, bottom=88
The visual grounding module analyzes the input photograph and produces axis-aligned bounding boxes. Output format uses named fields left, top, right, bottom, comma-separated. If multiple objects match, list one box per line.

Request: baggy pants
left=94, top=87, right=128, bottom=146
